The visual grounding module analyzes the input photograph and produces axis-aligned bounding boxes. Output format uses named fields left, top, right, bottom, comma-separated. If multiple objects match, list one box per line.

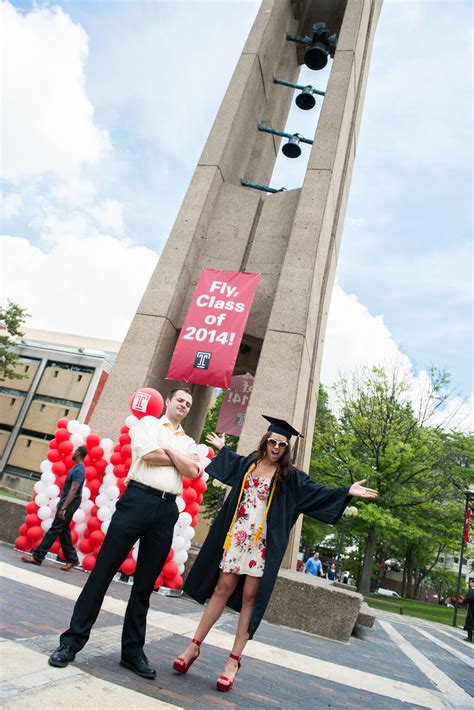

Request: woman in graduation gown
left=173, top=416, right=378, bottom=692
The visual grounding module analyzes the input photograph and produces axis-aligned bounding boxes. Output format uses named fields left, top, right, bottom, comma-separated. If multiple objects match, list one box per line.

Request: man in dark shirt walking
left=22, top=445, right=87, bottom=571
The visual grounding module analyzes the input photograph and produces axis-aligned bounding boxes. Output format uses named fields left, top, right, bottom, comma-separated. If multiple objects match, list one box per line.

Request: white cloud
left=1, top=2, right=110, bottom=182
left=2, top=193, right=23, bottom=219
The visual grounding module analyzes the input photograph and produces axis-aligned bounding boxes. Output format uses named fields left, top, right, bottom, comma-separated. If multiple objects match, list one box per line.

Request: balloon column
left=15, top=387, right=211, bottom=592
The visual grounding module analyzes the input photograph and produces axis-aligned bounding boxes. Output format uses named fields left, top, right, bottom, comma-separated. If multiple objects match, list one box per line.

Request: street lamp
left=453, top=488, right=473, bottom=627
left=336, top=505, right=358, bottom=580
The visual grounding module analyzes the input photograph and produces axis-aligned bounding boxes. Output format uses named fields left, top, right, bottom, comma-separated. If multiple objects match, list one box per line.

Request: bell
left=304, top=42, right=329, bottom=71
left=282, top=134, right=301, bottom=159
left=295, top=87, right=316, bottom=110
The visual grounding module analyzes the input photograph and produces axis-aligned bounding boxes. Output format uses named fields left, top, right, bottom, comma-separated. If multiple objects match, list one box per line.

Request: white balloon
left=173, top=549, right=188, bottom=565
left=75, top=522, right=87, bottom=536
left=201, top=457, right=211, bottom=470
left=95, top=494, right=109, bottom=508
left=81, top=486, right=91, bottom=500
left=79, top=423, right=91, bottom=437
left=49, top=497, right=60, bottom=510
left=46, top=484, right=60, bottom=498
left=196, top=443, right=209, bottom=458
left=81, top=498, right=94, bottom=513
left=35, top=493, right=49, bottom=508
left=131, top=543, right=140, bottom=561
left=178, top=563, right=185, bottom=575
left=73, top=509, right=85, bottom=523
left=182, top=526, right=195, bottom=541
left=40, top=471, right=55, bottom=485
left=34, top=480, right=45, bottom=494
left=40, top=460, right=52, bottom=473
left=70, top=433, right=84, bottom=447
left=125, top=415, right=139, bottom=429
left=202, top=472, right=209, bottom=482
left=105, top=464, right=115, bottom=476
left=67, top=420, right=81, bottom=434
left=41, top=518, right=53, bottom=532
left=100, top=438, right=114, bottom=452
left=176, top=496, right=185, bottom=512
left=185, top=539, right=191, bottom=551
left=37, top=506, right=52, bottom=520
left=97, top=507, right=112, bottom=521
left=100, top=520, right=111, bottom=534
left=172, top=535, right=186, bottom=551
left=178, top=512, right=192, bottom=527
left=77, top=551, right=85, bottom=565
left=106, top=485, right=120, bottom=500
left=102, top=474, right=117, bottom=488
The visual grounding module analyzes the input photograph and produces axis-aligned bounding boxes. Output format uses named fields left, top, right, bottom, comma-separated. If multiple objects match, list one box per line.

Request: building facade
left=0, top=329, right=120, bottom=495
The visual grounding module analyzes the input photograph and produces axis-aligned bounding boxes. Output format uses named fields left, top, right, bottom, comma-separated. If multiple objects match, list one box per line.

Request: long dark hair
left=256, top=433, right=293, bottom=492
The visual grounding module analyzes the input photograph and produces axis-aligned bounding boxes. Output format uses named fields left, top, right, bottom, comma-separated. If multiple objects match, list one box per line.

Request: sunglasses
left=267, top=437, right=288, bottom=449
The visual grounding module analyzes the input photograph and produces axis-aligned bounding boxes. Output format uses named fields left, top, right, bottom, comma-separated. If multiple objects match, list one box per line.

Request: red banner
left=216, top=373, right=254, bottom=435
left=167, top=269, right=260, bottom=388
left=464, top=509, right=471, bottom=542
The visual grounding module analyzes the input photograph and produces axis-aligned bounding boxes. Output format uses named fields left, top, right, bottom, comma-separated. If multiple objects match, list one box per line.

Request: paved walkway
left=0, top=543, right=472, bottom=709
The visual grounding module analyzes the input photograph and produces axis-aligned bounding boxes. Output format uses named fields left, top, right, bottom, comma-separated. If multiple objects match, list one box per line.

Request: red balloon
left=15, top=535, right=30, bottom=551
left=193, top=476, right=207, bottom=494
left=191, top=515, right=199, bottom=527
left=117, top=479, right=126, bottom=494
left=90, top=446, right=104, bottom=461
left=58, top=440, right=74, bottom=455
left=166, top=549, right=174, bottom=563
left=121, top=444, right=132, bottom=458
left=110, top=453, right=122, bottom=466
left=182, top=488, right=197, bottom=504
left=182, top=477, right=192, bottom=489
left=84, top=454, right=92, bottom=466
left=82, top=554, right=97, bottom=571
left=56, top=475, right=67, bottom=489
left=114, top=443, right=122, bottom=452
left=27, top=526, right=43, bottom=542
left=50, top=540, right=61, bottom=554
left=196, top=493, right=204, bottom=504
left=63, top=455, right=74, bottom=470
left=165, top=574, right=184, bottom=590
left=26, top=514, right=41, bottom=527
left=19, top=523, right=28, bottom=536
left=119, top=433, right=131, bottom=446
left=26, top=501, right=39, bottom=514
left=94, top=459, right=107, bottom=474
left=113, top=464, right=126, bottom=478
left=47, top=449, right=61, bottom=463
left=187, top=502, right=200, bottom=518
left=88, top=479, right=101, bottom=496
left=129, top=388, right=164, bottom=420
left=55, top=428, right=70, bottom=443
left=90, top=505, right=99, bottom=518
left=120, top=558, right=136, bottom=576
left=48, top=438, right=58, bottom=450
left=207, top=446, right=215, bottom=459
left=87, top=516, right=102, bottom=532
left=79, top=539, right=92, bottom=554
left=86, top=433, right=101, bottom=449
left=56, top=418, right=69, bottom=429
left=89, top=530, right=104, bottom=548
left=124, top=457, right=132, bottom=470
left=154, top=574, right=164, bottom=590
left=83, top=528, right=91, bottom=539
left=71, top=529, right=78, bottom=545
left=52, top=461, right=66, bottom=476
left=162, top=561, right=178, bottom=579
left=85, top=465, right=97, bottom=480
left=120, top=425, right=129, bottom=434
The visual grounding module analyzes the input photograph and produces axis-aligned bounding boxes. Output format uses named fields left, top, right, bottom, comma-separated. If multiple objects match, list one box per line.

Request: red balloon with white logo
left=129, top=388, right=164, bottom=420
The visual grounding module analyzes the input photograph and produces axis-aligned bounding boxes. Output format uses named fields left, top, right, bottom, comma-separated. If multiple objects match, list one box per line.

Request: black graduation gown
left=184, top=447, right=351, bottom=639
left=463, top=589, right=474, bottom=632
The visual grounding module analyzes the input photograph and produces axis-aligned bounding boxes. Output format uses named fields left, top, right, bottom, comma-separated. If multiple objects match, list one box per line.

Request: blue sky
left=1, top=0, right=472, bottom=421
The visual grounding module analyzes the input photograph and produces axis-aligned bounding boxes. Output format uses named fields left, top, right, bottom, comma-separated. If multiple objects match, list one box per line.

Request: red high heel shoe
left=216, top=652, right=241, bottom=692
left=172, top=638, right=201, bottom=674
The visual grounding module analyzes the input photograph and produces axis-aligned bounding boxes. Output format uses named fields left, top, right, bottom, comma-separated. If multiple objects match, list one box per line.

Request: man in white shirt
left=49, top=388, right=200, bottom=679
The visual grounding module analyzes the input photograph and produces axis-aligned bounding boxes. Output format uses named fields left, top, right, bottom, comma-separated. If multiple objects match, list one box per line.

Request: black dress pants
left=60, top=483, right=178, bottom=658
left=33, top=500, right=80, bottom=564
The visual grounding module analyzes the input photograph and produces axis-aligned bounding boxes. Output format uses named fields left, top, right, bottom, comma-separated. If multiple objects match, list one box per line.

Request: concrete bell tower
left=91, top=0, right=382, bottom=567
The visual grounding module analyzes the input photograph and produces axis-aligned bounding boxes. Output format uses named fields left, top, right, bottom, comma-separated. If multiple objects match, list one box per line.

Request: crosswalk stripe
left=412, top=626, right=474, bottom=668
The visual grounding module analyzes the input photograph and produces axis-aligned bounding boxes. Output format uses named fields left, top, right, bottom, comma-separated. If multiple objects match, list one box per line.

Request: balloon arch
left=15, top=389, right=212, bottom=591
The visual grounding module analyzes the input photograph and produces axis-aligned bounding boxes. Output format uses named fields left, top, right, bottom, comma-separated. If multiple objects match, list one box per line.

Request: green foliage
left=0, top=300, right=29, bottom=380
left=200, top=391, right=238, bottom=521
left=426, top=568, right=466, bottom=601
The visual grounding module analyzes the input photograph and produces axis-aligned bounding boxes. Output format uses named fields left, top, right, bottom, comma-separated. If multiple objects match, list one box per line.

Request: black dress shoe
left=48, top=644, right=76, bottom=667
left=120, top=651, right=156, bottom=679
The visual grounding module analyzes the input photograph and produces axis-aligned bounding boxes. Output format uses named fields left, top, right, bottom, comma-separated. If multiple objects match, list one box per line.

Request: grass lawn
left=0, top=489, right=29, bottom=501
left=366, top=594, right=467, bottom=627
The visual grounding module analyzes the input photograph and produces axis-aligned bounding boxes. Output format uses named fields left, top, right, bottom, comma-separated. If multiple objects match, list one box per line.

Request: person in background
left=326, top=562, right=337, bottom=581
left=22, top=446, right=87, bottom=571
left=304, top=551, right=323, bottom=577
left=462, top=578, right=474, bottom=643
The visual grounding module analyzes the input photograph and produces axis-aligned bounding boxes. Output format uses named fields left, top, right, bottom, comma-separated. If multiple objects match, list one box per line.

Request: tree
left=310, top=364, right=466, bottom=596
left=200, top=391, right=238, bottom=521
left=0, top=300, right=29, bottom=380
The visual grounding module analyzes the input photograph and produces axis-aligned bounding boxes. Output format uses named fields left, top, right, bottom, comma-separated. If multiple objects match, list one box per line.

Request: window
left=10, top=398, right=15, bottom=406
left=24, top=365, right=29, bottom=373
left=77, top=374, right=82, bottom=382
left=53, top=370, right=59, bottom=378
left=26, top=440, right=31, bottom=448
left=64, top=409, right=69, bottom=416
left=40, top=404, right=46, bottom=412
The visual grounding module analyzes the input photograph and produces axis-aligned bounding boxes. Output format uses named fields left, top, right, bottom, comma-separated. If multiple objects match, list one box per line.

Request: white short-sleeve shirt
left=126, top=415, right=198, bottom=495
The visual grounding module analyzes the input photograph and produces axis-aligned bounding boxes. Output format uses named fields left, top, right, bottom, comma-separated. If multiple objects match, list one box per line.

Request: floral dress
left=220, top=474, right=271, bottom=577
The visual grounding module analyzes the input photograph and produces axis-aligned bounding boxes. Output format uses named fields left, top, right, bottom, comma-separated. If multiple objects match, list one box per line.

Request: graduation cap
left=262, top=415, right=303, bottom=441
